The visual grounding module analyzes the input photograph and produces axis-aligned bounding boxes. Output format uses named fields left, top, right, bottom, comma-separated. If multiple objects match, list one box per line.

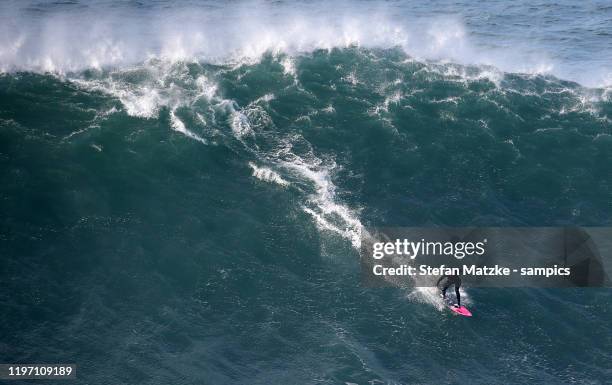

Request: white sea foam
left=71, top=62, right=237, bottom=145
left=283, top=157, right=362, bottom=249
left=407, top=287, right=471, bottom=311
left=230, top=112, right=252, bottom=138
left=280, top=57, right=297, bottom=78
left=342, top=71, right=359, bottom=86
left=219, top=94, right=364, bottom=249
left=170, top=108, right=207, bottom=144
left=90, top=144, right=103, bottom=152
left=213, top=88, right=363, bottom=249
left=254, top=93, right=275, bottom=104
left=1, top=1, right=608, bottom=87
left=249, top=162, right=289, bottom=187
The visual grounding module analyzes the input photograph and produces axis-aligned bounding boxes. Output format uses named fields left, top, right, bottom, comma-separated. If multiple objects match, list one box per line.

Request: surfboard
left=441, top=295, right=472, bottom=316
left=449, top=305, right=472, bottom=317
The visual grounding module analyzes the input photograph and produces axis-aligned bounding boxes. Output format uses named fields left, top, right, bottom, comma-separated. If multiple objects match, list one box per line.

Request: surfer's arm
left=435, top=275, right=446, bottom=287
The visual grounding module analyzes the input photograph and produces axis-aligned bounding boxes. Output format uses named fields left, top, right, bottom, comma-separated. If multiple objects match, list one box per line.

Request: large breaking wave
left=1, top=0, right=611, bottom=88
left=4, top=47, right=610, bottom=256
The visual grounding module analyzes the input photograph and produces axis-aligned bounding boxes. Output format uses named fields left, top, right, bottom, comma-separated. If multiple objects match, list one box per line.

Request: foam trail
left=170, top=108, right=207, bottom=144
left=407, top=287, right=472, bottom=311
left=283, top=158, right=362, bottom=249
left=249, top=162, right=289, bottom=187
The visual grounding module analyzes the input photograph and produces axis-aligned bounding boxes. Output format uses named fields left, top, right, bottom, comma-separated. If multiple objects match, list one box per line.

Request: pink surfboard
left=449, top=305, right=472, bottom=317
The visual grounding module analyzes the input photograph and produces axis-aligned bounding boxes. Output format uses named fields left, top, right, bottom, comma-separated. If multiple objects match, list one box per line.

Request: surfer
left=436, top=274, right=462, bottom=307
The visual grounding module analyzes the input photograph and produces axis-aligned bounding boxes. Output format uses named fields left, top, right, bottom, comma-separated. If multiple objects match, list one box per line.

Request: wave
left=0, top=4, right=469, bottom=71
left=48, top=50, right=610, bottom=256
left=1, top=1, right=610, bottom=87
left=2, top=43, right=611, bottom=312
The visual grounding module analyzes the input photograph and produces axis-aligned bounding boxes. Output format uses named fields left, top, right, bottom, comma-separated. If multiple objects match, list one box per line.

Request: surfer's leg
left=441, top=282, right=450, bottom=299
left=455, top=285, right=461, bottom=306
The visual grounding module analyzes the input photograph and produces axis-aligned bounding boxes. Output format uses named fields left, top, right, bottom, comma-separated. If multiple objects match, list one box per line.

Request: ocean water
left=1, top=1, right=611, bottom=384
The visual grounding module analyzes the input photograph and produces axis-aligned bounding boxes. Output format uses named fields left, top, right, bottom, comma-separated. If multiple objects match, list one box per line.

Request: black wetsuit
left=436, top=275, right=461, bottom=306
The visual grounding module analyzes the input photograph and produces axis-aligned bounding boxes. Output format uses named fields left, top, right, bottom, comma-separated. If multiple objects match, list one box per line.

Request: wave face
left=1, top=2, right=612, bottom=385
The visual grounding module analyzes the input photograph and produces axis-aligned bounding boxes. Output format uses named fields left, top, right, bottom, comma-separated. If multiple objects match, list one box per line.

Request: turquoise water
left=1, top=1, right=611, bottom=384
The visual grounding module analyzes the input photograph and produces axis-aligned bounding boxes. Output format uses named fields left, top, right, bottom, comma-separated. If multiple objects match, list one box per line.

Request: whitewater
left=0, top=0, right=610, bottom=87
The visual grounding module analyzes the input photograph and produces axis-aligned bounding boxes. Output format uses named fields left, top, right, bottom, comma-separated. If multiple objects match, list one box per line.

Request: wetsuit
left=436, top=275, right=461, bottom=307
